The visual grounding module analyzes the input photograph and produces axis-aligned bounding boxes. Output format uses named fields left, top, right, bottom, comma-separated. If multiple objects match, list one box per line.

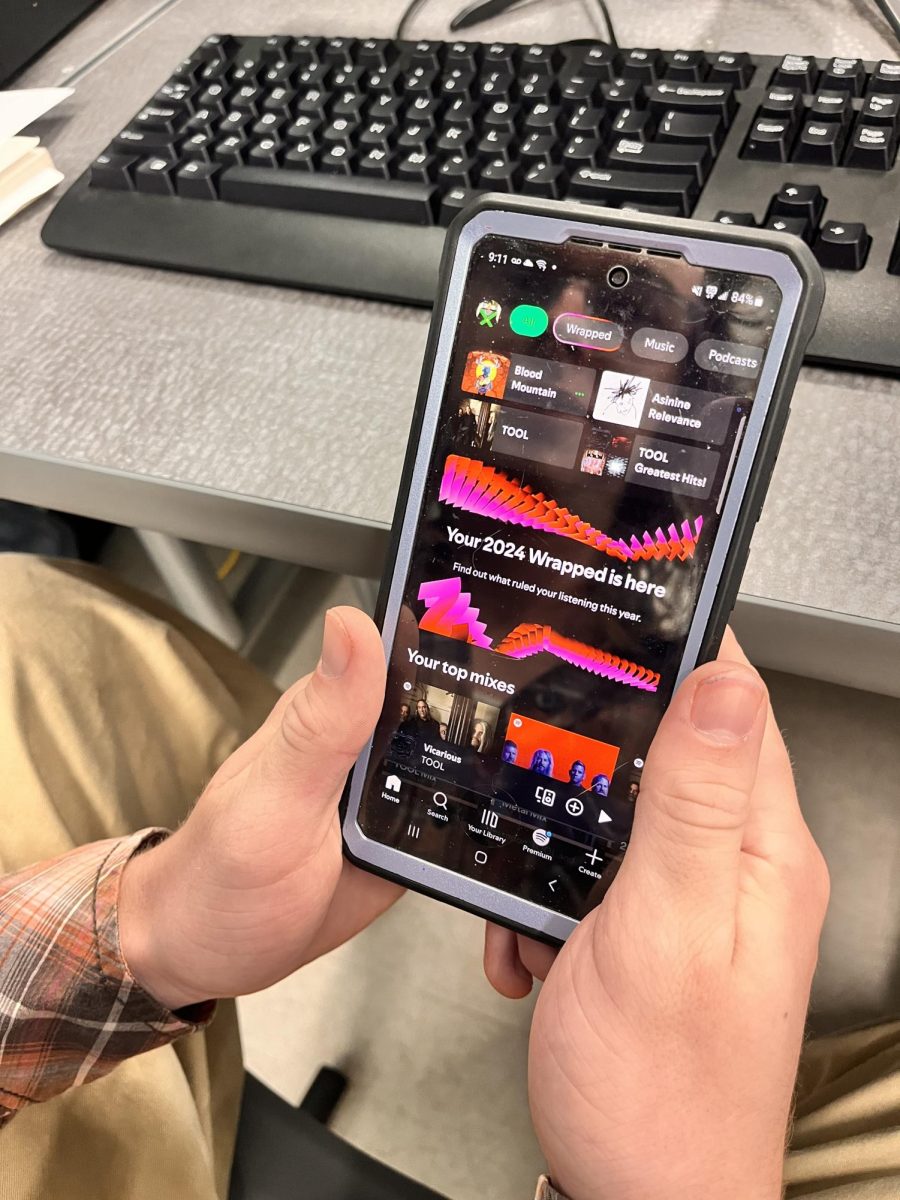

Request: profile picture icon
left=476, top=298, right=502, bottom=328
left=594, top=371, right=651, bottom=428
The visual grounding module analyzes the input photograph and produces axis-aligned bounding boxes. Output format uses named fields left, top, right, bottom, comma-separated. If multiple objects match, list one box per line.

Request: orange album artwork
left=461, top=350, right=511, bottom=400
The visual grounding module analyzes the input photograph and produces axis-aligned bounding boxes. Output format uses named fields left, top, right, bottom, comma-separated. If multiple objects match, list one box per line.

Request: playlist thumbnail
left=593, top=371, right=651, bottom=428
left=461, top=350, right=511, bottom=400
left=449, top=398, right=498, bottom=453
left=392, top=685, right=501, bottom=762
left=502, top=712, right=619, bottom=793
left=579, top=426, right=633, bottom=478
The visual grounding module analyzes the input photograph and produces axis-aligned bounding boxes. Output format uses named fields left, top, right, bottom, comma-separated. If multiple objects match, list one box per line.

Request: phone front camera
left=607, top=265, right=630, bottom=289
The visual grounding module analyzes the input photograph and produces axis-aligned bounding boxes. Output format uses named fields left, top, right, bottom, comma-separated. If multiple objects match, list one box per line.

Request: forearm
left=0, top=830, right=213, bottom=1125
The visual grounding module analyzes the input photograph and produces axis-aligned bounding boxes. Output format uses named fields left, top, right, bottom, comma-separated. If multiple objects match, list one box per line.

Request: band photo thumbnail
left=392, top=684, right=501, bottom=763
left=502, top=711, right=619, bottom=792
left=579, top=426, right=634, bottom=478
left=448, top=397, right=498, bottom=453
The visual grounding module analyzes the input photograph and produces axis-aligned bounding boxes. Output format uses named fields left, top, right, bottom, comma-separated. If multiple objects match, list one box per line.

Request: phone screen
left=349, top=230, right=783, bottom=925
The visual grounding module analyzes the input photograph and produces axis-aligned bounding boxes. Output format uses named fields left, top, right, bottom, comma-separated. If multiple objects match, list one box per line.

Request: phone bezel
left=342, top=201, right=815, bottom=944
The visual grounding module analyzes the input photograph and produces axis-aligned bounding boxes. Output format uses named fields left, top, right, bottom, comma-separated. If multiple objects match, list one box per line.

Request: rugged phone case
left=341, top=194, right=825, bottom=943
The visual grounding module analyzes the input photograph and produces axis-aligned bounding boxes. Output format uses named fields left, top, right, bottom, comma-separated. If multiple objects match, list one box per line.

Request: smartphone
left=342, top=197, right=823, bottom=944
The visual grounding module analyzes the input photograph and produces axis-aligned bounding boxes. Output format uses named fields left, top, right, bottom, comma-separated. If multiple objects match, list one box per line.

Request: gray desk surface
left=3, top=0, right=900, bottom=692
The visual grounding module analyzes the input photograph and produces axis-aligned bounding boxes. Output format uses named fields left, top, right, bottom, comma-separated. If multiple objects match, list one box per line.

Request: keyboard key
left=134, top=104, right=187, bottom=135
left=519, top=131, right=560, bottom=163
left=522, top=160, right=567, bottom=198
left=436, top=125, right=473, bottom=154
left=214, top=134, right=249, bottom=166
left=621, top=48, right=664, bottom=83
left=655, top=109, right=724, bottom=152
left=134, top=156, right=179, bottom=195
left=562, top=135, right=603, bottom=167
left=567, top=104, right=608, bottom=135
left=357, top=38, right=396, bottom=70
left=764, top=214, right=812, bottom=242
left=646, top=81, right=737, bottom=124
left=821, top=57, right=866, bottom=95
left=809, top=90, right=853, bottom=123
left=861, top=93, right=900, bottom=126
left=769, top=182, right=825, bottom=224
left=714, top=210, right=756, bottom=226
left=322, top=36, right=356, bottom=66
left=607, top=137, right=711, bottom=183
left=358, top=146, right=394, bottom=177
left=112, top=127, right=178, bottom=155
left=843, top=121, right=897, bottom=169
left=742, top=116, right=795, bottom=160
left=221, top=166, right=437, bottom=222
left=282, top=140, right=317, bottom=170
left=759, top=86, right=804, bottom=119
left=600, top=79, right=642, bottom=112
left=183, top=131, right=217, bottom=161
left=577, top=45, right=618, bottom=81
left=813, top=220, right=870, bottom=269
left=476, top=129, right=513, bottom=159
left=868, top=60, right=900, bottom=94
left=521, top=44, right=563, bottom=72
left=662, top=50, right=708, bottom=81
left=438, top=153, right=477, bottom=187
left=561, top=73, right=601, bottom=105
left=396, top=149, right=435, bottom=182
left=770, top=53, right=818, bottom=92
left=567, top=165, right=698, bottom=214
left=90, top=152, right=138, bottom=190
left=247, top=136, right=284, bottom=167
left=175, top=160, right=221, bottom=198
left=611, top=109, right=653, bottom=139
left=522, top=101, right=561, bottom=132
left=478, top=157, right=523, bottom=191
left=793, top=119, right=846, bottom=164
left=319, top=144, right=354, bottom=173
left=438, top=184, right=472, bottom=225
left=707, top=51, right=754, bottom=87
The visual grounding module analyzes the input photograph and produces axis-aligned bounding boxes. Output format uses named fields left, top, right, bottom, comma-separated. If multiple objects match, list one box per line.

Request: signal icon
left=536, top=258, right=547, bottom=271
left=718, top=288, right=730, bottom=300
left=704, top=284, right=718, bottom=300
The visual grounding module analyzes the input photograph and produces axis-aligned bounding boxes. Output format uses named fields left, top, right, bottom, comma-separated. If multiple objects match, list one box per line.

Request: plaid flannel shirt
left=0, top=829, right=214, bottom=1126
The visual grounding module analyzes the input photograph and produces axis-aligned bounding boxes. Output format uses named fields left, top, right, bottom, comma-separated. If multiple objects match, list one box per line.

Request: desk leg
left=136, top=529, right=244, bottom=649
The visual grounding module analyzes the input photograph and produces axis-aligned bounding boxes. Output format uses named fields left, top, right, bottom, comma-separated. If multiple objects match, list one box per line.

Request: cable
left=872, top=0, right=900, bottom=45
left=396, top=0, right=431, bottom=38
left=447, top=0, right=617, bottom=46
left=589, top=0, right=618, bottom=48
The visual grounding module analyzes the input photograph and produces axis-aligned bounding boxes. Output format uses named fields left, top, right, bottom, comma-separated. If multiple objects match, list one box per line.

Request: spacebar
left=219, top=168, right=438, bottom=225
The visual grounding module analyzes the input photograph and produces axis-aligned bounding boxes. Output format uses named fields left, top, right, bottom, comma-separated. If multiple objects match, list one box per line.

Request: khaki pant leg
left=784, top=1021, right=900, bottom=1197
left=0, top=554, right=279, bottom=1200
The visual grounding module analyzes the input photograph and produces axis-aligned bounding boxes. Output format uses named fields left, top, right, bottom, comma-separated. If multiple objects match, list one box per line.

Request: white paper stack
left=0, top=87, right=72, bottom=229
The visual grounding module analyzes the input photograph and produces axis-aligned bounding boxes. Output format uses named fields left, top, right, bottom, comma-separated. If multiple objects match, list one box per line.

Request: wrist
left=118, top=831, right=208, bottom=1011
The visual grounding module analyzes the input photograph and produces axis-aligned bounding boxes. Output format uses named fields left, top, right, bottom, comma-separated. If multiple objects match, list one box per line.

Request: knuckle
left=647, top=768, right=750, bottom=833
left=279, top=683, right=332, bottom=755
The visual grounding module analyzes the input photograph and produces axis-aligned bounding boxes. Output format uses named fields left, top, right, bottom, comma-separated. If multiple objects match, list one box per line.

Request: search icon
left=432, top=791, right=448, bottom=809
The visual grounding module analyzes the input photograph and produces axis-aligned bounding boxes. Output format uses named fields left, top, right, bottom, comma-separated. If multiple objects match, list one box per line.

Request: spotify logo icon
left=532, top=829, right=552, bottom=848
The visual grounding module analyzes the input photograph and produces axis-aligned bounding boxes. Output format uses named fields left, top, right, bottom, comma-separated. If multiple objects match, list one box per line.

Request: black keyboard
left=42, top=34, right=900, bottom=372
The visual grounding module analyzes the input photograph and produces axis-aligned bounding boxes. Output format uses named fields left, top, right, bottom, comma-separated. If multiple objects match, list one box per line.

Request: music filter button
left=631, top=326, right=689, bottom=363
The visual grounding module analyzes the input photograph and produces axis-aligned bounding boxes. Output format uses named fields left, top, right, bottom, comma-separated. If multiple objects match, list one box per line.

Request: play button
left=597, top=810, right=612, bottom=824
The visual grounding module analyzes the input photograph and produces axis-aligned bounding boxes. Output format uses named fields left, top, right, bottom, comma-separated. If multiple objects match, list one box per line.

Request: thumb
left=253, top=606, right=386, bottom=823
left=625, top=659, right=767, bottom=917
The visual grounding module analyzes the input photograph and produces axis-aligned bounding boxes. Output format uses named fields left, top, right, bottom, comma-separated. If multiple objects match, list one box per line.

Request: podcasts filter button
left=553, top=312, right=625, bottom=352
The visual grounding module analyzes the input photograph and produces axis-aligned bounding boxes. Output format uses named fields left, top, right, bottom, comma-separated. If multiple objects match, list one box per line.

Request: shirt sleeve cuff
left=534, top=1175, right=568, bottom=1200
left=95, top=829, right=217, bottom=1028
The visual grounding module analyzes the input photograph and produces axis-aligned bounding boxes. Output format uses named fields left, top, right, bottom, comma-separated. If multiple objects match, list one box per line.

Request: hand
left=484, top=631, right=829, bottom=1200
left=119, top=607, right=402, bottom=1010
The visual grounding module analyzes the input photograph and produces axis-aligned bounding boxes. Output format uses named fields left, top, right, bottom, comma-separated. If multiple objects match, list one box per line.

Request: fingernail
left=318, top=609, right=351, bottom=679
left=691, top=672, right=765, bottom=744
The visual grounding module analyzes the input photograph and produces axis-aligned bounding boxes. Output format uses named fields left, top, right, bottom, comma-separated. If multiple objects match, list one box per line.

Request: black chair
left=229, top=1069, right=450, bottom=1200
